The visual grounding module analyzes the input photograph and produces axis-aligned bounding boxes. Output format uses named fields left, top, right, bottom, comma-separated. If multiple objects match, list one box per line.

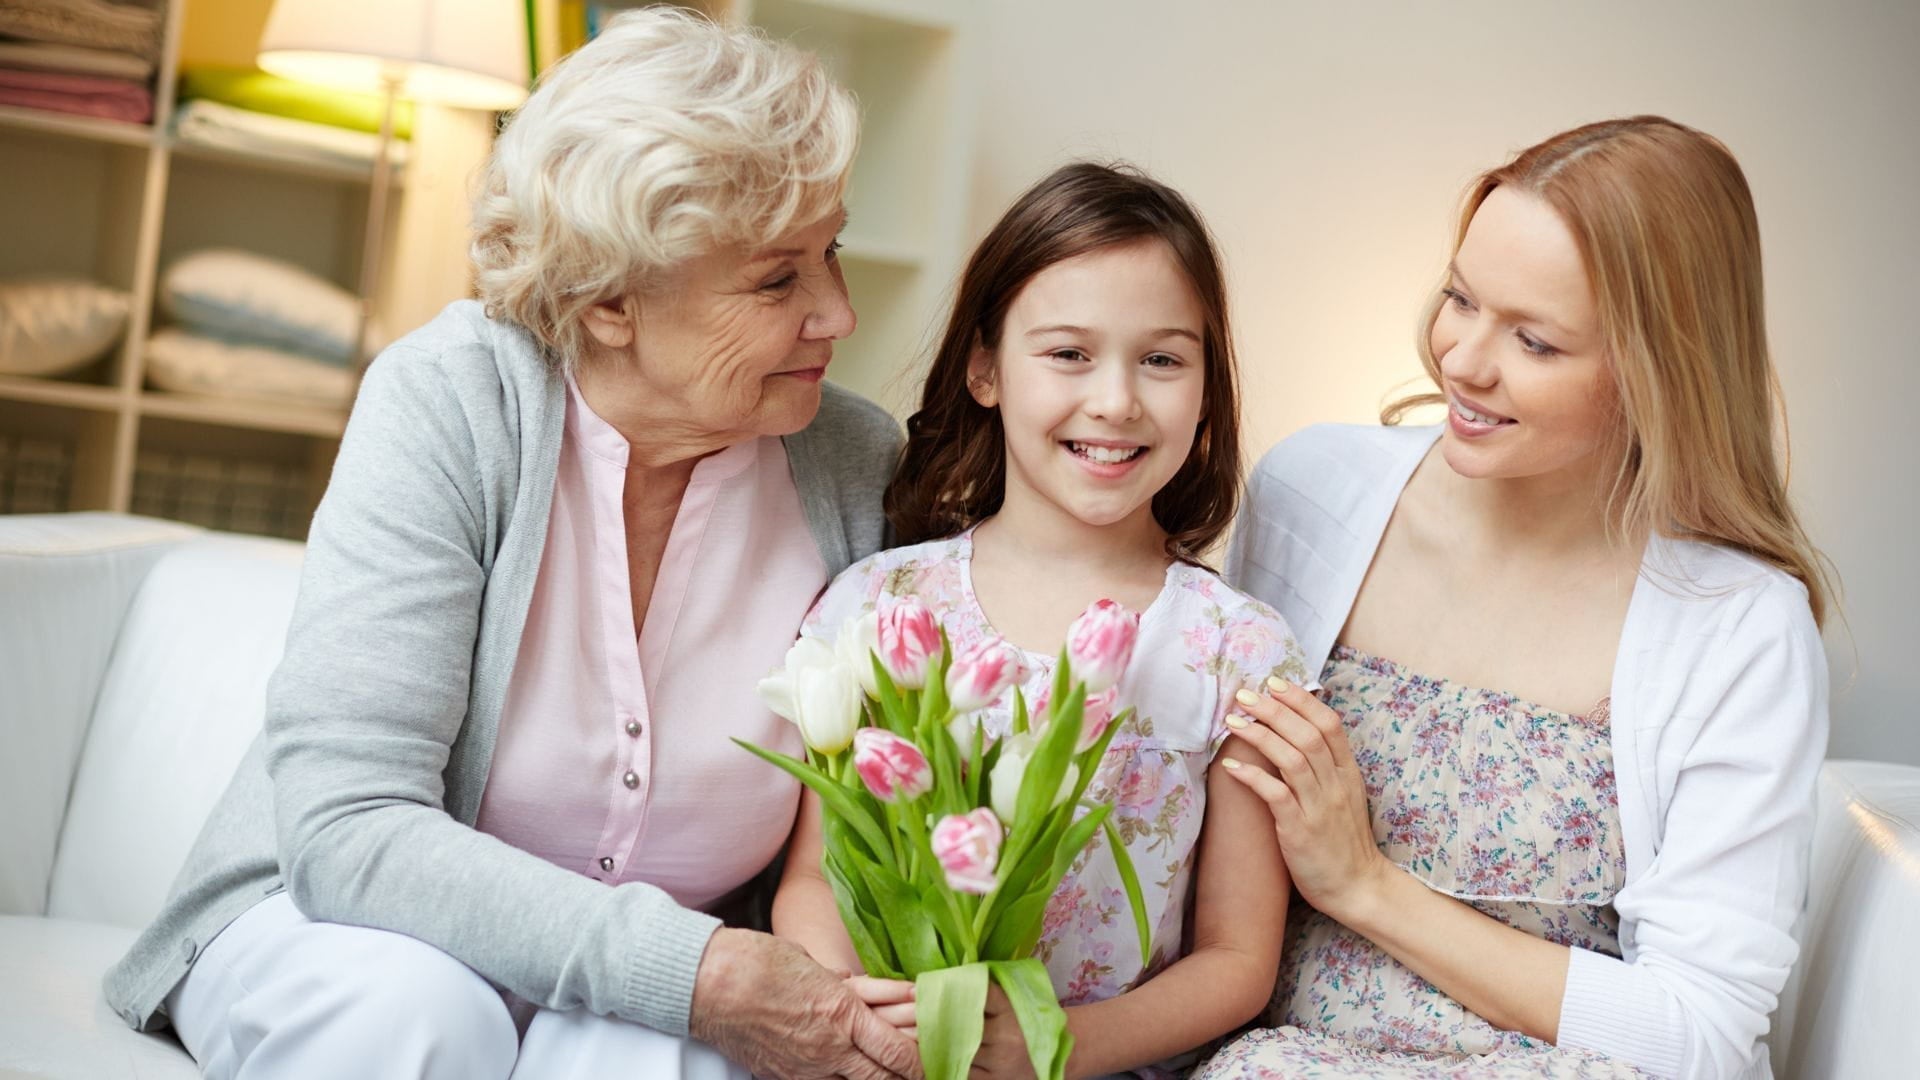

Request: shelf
left=0, top=375, right=127, bottom=412
left=168, top=136, right=399, bottom=188
left=0, top=103, right=158, bottom=149
left=139, top=392, right=347, bottom=438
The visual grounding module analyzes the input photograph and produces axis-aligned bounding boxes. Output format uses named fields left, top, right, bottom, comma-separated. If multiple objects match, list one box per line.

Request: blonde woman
left=1205, top=117, right=1829, bottom=1079
left=104, top=11, right=920, bottom=1080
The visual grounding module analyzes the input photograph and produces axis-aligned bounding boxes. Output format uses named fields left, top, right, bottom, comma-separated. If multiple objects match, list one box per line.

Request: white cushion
left=46, top=533, right=305, bottom=928
left=143, top=327, right=356, bottom=407
left=0, top=514, right=198, bottom=917
left=0, top=916, right=197, bottom=1079
left=1773, top=759, right=1920, bottom=1078
left=0, top=278, right=131, bottom=376
left=160, top=248, right=383, bottom=366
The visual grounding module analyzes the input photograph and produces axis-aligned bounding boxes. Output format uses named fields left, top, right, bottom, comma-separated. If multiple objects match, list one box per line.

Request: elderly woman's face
left=583, top=209, right=855, bottom=450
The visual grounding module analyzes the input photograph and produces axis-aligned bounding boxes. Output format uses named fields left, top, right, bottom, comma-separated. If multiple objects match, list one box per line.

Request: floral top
left=804, top=529, right=1309, bottom=1012
left=1197, top=644, right=1643, bottom=1080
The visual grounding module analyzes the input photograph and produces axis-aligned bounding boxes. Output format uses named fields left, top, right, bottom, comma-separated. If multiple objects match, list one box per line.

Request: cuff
left=621, top=896, right=723, bottom=1036
left=1558, top=946, right=1688, bottom=1079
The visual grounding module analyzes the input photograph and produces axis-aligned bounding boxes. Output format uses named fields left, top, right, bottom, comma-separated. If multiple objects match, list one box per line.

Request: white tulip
left=794, top=661, right=862, bottom=755
left=835, top=610, right=883, bottom=697
left=756, top=635, right=837, bottom=723
left=988, top=732, right=1077, bottom=825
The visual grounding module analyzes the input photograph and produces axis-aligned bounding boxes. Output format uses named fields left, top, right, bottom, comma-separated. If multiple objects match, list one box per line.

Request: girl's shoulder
left=832, top=534, right=970, bottom=595
left=1159, top=563, right=1313, bottom=685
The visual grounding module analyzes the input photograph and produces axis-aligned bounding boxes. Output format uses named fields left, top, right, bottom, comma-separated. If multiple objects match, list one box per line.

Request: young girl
left=772, top=163, right=1307, bottom=1078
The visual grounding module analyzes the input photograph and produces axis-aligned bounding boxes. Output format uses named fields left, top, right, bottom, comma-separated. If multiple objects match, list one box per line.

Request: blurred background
left=0, top=0, right=1912, bottom=762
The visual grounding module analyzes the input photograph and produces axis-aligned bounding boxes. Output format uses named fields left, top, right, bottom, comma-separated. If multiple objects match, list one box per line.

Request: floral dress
left=1196, top=645, right=1649, bottom=1079
left=805, top=530, right=1308, bottom=1073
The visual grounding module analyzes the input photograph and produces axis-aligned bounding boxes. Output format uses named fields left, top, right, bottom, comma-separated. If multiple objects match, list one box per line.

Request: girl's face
left=1431, top=186, right=1617, bottom=483
left=971, top=239, right=1207, bottom=540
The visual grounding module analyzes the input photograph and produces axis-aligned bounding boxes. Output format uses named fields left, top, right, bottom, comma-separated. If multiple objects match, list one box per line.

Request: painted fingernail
left=1221, top=757, right=1242, bottom=770
left=1267, top=676, right=1292, bottom=694
left=1235, top=688, right=1259, bottom=707
left=1225, top=713, right=1249, bottom=729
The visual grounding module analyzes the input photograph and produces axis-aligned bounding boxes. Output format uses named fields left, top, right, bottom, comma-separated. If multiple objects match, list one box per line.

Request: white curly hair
left=471, top=7, right=859, bottom=364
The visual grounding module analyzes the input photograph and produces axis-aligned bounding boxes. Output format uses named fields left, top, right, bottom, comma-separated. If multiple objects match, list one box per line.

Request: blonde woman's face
left=583, top=209, right=855, bottom=448
left=1430, top=186, right=1616, bottom=483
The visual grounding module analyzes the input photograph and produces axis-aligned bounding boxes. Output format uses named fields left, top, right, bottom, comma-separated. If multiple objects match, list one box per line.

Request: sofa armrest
left=0, top=513, right=200, bottom=916
left=1773, top=759, right=1920, bottom=1078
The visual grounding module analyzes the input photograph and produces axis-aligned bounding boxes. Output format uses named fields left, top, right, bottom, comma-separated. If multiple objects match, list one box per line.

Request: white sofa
left=0, top=512, right=1914, bottom=1079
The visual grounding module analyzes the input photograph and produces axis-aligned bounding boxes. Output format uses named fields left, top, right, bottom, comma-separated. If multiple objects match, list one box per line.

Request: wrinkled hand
left=1220, top=676, right=1392, bottom=921
left=689, top=928, right=923, bottom=1080
left=968, top=984, right=1037, bottom=1079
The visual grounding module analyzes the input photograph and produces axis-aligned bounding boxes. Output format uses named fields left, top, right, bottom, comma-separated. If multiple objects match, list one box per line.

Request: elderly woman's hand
left=1220, top=677, right=1395, bottom=924
left=690, top=928, right=923, bottom=1080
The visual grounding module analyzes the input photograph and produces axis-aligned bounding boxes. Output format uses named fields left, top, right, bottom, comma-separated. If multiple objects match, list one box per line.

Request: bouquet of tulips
left=744, top=597, right=1152, bottom=1080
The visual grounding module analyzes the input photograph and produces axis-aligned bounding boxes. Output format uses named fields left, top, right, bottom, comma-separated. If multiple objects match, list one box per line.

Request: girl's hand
left=970, top=984, right=1037, bottom=1079
left=849, top=974, right=919, bottom=1037
left=1219, top=676, right=1393, bottom=922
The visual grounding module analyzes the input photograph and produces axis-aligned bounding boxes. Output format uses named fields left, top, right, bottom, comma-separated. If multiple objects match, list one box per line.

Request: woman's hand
left=849, top=974, right=919, bottom=1038
left=689, top=928, right=923, bottom=1079
left=969, top=984, right=1037, bottom=1079
left=1219, top=677, right=1394, bottom=923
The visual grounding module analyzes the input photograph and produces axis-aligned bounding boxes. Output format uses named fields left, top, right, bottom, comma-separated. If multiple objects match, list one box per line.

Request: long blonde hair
left=1386, top=116, right=1834, bottom=626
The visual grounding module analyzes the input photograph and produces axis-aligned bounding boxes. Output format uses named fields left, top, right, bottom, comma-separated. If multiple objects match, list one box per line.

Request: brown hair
left=885, top=162, right=1241, bottom=564
left=1386, top=116, right=1835, bottom=626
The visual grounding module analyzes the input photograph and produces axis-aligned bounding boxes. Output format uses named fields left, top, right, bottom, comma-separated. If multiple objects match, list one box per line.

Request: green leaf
left=871, top=655, right=912, bottom=734
left=916, top=963, right=990, bottom=1080
left=853, top=850, right=946, bottom=977
left=1011, top=687, right=1030, bottom=735
left=1100, top=815, right=1153, bottom=969
left=980, top=886, right=1051, bottom=959
left=821, top=847, right=901, bottom=978
left=1010, top=682, right=1084, bottom=855
left=987, top=958, right=1072, bottom=1080
left=733, top=739, right=892, bottom=861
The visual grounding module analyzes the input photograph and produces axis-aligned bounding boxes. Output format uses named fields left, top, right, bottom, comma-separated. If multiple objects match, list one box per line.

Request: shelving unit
left=538, top=0, right=978, bottom=413
left=0, top=0, right=475, bottom=535
left=2, top=0, right=974, bottom=534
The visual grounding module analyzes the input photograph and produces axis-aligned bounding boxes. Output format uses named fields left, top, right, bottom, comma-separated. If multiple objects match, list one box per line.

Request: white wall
left=962, top=0, right=1919, bottom=764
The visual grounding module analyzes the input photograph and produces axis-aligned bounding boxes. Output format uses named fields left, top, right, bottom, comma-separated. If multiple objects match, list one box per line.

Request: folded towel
left=0, top=65, right=151, bottom=123
left=180, top=65, right=415, bottom=140
left=0, top=39, right=153, bottom=80
left=174, top=99, right=410, bottom=173
left=0, top=0, right=163, bottom=62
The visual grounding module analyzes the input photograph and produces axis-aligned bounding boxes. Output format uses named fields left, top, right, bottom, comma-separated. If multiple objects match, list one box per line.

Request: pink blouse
left=475, top=377, right=824, bottom=912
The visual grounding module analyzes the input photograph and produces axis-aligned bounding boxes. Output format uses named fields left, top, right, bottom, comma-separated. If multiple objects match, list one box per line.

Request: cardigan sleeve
left=1556, top=577, right=1829, bottom=1079
left=265, top=347, right=720, bottom=1036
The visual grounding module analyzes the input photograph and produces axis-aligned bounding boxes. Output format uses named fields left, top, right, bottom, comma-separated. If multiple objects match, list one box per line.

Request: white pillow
left=161, top=249, right=386, bottom=366
left=0, top=278, right=131, bottom=377
left=143, top=328, right=354, bottom=407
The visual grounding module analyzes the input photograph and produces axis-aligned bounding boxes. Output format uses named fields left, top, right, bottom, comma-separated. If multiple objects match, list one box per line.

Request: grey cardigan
left=104, top=301, right=903, bottom=1036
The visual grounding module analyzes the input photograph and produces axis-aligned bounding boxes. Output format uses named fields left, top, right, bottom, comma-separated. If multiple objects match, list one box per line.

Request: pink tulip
left=852, top=728, right=933, bottom=804
left=1066, top=599, right=1139, bottom=693
left=877, top=596, right=942, bottom=690
left=946, top=635, right=1028, bottom=713
left=1075, top=687, right=1122, bottom=753
left=931, top=808, right=1003, bottom=895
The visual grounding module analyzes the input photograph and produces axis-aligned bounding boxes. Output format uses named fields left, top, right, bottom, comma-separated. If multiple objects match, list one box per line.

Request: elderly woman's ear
left=582, top=299, right=636, bottom=351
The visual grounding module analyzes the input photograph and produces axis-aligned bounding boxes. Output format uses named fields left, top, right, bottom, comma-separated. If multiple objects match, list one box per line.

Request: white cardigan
left=1225, top=423, right=1828, bottom=1080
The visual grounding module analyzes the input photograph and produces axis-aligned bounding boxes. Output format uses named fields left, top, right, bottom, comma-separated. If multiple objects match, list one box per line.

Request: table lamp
left=257, top=0, right=530, bottom=370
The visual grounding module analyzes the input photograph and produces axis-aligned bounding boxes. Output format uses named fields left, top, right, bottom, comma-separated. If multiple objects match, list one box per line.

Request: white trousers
left=166, top=892, right=750, bottom=1080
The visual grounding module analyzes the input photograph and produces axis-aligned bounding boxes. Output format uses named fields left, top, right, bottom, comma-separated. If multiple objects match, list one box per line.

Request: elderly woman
left=103, top=11, right=918, bottom=1080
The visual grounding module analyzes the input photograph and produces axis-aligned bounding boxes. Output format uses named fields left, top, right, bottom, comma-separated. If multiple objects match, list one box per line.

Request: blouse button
left=625, top=719, right=642, bottom=737
left=623, top=770, right=640, bottom=789
left=599, top=856, right=615, bottom=872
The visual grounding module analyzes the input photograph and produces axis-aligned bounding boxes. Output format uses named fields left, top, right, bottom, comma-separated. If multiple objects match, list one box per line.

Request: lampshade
left=259, top=0, right=529, bottom=111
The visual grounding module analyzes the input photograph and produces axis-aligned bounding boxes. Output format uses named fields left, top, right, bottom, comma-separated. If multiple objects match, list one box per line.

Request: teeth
left=1452, top=399, right=1509, bottom=425
left=1070, top=442, right=1144, bottom=464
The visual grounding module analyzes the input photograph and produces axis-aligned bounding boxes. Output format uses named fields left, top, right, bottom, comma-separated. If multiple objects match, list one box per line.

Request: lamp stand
left=352, top=71, right=403, bottom=375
